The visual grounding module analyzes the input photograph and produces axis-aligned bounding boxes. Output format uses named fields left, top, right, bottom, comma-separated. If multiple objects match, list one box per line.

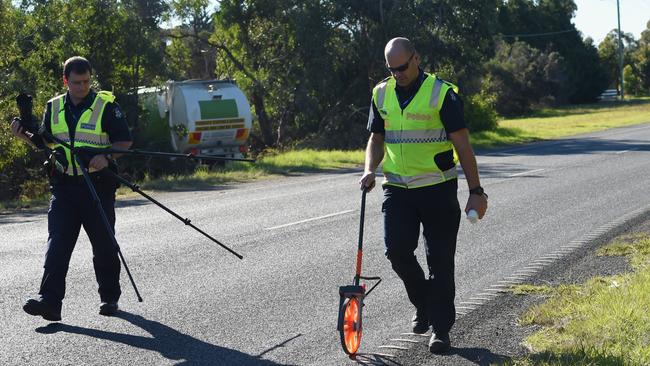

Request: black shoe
left=99, top=302, right=119, bottom=316
left=23, top=298, right=61, bottom=321
left=429, top=332, right=451, bottom=354
left=411, top=310, right=430, bottom=334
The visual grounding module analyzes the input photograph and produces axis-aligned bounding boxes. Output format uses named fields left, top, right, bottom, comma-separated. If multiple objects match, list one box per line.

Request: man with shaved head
left=359, top=37, right=488, bottom=354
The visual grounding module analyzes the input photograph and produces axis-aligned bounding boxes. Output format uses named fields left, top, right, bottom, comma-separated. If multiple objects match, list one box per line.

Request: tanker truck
left=137, top=79, right=252, bottom=160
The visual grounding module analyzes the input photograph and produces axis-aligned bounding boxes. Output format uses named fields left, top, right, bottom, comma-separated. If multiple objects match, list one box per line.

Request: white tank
left=140, top=79, right=252, bottom=158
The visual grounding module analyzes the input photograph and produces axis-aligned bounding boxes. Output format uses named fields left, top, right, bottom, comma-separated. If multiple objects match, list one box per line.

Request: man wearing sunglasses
left=359, top=37, right=488, bottom=354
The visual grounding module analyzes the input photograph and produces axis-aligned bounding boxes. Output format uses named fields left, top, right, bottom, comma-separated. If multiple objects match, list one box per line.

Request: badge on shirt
left=114, top=106, right=123, bottom=119
left=449, top=91, right=457, bottom=102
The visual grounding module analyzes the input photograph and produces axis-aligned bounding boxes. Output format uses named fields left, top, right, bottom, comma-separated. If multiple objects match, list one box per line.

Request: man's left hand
left=88, top=154, right=109, bottom=171
left=466, top=193, right=488, bottom=219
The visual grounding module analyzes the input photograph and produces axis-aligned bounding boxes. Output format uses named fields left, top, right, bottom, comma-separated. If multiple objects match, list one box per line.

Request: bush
left=484, top=40, right=566, bottom=116
left=463, top=92, right=498, bottom=132
left=624, top=64, right=643, bottom=96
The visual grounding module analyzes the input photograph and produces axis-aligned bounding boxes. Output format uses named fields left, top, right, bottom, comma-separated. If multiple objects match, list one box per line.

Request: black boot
left=411, top=309, right=430, bottom=334
left=429, top=332, right=451, bottom=354
left=99, top=301, right=119, bottom=316
left=23, top=298, right=62, bottom=321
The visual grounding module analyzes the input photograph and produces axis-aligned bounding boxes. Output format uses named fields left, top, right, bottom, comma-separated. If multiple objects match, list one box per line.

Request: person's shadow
left=36, top=311, right=298, bottom=365
left=449, top=346, right=511, bottom=365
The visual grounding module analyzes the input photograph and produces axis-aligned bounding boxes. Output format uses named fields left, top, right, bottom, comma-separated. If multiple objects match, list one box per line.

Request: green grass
left=0, top=194, right=50, bottom=211
left=135, top=149, right=365, bottom=191
left=509, top=284, right=553, bottom=296
left=471, top=97, right=650, bottom=149
left=507, top=233, right=650, bottom=366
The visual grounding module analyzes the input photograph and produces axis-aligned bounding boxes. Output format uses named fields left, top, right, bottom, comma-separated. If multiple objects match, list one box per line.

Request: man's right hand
left=10, top=117, right=38, bottom=148
left=359, top=171, right=376, bottom=192
left=11, top=117, right=29, bottom=138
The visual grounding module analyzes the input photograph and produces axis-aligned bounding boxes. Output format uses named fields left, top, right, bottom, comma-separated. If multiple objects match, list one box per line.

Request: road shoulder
left=394, top=209, right=650, bottom=366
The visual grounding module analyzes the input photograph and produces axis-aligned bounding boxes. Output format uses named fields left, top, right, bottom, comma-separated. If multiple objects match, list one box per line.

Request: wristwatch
left=469, top=186, right=488, bottom=199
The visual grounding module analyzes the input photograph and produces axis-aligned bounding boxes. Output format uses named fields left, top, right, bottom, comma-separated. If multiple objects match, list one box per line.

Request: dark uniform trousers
left=382, top=179, right=460, bottom=335
left=39, top=174, right=121, bottom=310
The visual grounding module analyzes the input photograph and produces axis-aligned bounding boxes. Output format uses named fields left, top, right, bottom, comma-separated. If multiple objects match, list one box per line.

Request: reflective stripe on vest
left=384, top=167, right=458, bottom=187
left=48, top=92, right=113, bottom=175
left=52, top=98, right=63, bottom=125
left=384, top=128, right=448, bottom=144
left=429, top=78, right=444, bottom=109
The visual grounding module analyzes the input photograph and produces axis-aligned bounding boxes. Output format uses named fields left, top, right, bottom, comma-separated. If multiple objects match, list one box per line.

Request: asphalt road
left=1, top=123, right=649, bottom=365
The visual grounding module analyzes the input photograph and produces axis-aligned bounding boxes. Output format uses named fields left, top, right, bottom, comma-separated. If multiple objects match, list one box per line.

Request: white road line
left=507, top=168, right=545, bottom=177
left=615, top=148, right=638, bottom=154
left=264, top=209, right=354, bottom=230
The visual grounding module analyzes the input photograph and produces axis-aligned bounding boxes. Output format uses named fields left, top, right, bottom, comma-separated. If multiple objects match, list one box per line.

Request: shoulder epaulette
left=47, top=94, right=66, bottom=104
left=376, top=76, right=391, bottom=86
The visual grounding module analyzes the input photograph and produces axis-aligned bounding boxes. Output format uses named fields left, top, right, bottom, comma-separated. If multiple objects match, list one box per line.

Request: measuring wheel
left=338, top=287, right=364, bottom=356
left=336, top=189, right=381, bottom=357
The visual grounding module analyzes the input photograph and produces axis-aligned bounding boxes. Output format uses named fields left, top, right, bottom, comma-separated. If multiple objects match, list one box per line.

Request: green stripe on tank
left=199, top=100, right=239, bottom=119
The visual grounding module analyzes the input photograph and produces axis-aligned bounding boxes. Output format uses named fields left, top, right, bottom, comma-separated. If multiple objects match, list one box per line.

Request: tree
left=166, top=0, right=216, bottom=79
left=623, top=64, right=641, bottom=95
left=598, top=30, right=638, bottom=91
left=484, top=39, right=565, bottom=116
left=634, top=20, right=650, bottom=93
left=497, top=0, right=607, bottom=103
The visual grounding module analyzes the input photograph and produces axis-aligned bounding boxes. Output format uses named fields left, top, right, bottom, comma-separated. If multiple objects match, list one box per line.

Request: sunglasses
left=386, top=52, right=415, bottom=73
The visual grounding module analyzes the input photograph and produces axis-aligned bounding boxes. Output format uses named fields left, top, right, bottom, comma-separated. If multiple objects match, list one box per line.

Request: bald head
left=384, top=37, right=415, bottom=58
left=384, top=37, right=420, bottom=87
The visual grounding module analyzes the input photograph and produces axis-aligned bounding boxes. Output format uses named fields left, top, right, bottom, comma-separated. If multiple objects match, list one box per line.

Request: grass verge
left=471, top=98, right=650, bottom=149
left=507, top=233, right=650, bottom=366
left=134, top=149, right=365, bottom=191
left=0, top=194, right=50, bottom=212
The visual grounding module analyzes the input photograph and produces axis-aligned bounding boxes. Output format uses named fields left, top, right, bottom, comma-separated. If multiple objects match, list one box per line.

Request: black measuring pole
left=104, top=169, right=243, bottom=260
left=75, top=154, right=144, bottom=302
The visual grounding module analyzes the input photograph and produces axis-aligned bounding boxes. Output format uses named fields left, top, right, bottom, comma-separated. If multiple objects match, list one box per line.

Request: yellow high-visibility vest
left=48, top=91, right=114, bottom=175
left=372, top=73, right=459, bottom=189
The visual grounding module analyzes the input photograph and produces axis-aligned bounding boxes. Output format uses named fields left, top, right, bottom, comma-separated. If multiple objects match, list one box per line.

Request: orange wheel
left=339, top=296, right=362, bottom=355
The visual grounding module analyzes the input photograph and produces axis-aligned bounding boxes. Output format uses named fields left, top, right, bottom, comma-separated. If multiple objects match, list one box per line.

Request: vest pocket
left=434, top=149, right=455, bottom=171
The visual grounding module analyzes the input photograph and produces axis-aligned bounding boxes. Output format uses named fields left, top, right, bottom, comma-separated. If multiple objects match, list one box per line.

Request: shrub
left=463, top=91, right=498, bottom=132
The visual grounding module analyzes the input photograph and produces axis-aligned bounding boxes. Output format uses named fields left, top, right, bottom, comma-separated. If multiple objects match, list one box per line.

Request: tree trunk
left=251, top=83, right=274, bottom=147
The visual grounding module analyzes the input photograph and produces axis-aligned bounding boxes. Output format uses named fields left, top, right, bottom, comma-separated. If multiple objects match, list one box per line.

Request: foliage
left=484, top=40, right=565, bottom=116
left=463, top=90, right=498, bottom=132
left=598, top=30, right=638, bottom=90
left=497, top=0, right=608, bottom=103
left=623, top=65, right=642, bottom=96
left=0, top=0, right=644, bottom=202
left=632, top=20, right=650, bottom=94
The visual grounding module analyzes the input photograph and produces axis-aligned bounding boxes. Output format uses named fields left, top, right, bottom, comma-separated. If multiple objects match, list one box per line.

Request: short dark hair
left=63, top=56, right=92, bottom=79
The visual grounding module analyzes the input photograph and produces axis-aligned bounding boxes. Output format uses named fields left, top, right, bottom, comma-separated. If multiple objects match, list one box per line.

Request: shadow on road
left=35, top=311, right=297, bottom=365
left=448, top=346, right=511, bottom=365
left=484, top=136, right=650, bottom=158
